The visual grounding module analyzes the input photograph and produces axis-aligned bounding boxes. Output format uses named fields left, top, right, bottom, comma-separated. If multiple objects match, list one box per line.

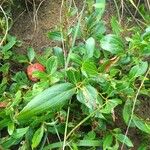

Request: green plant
left=0, top=0, right=150, bottom=150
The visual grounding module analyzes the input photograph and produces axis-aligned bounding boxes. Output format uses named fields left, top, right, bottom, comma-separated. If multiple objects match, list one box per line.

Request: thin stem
left=66, top=102, right=107, bottom=140
left=39, top=132, right=48, bottom=150
left=62, top=99, right=71, bottom=150
left=128, top=0, right=146, bottom=21
left=35, top=0, right=46, bottom=27
left=120, top=0, right=124, bottom=22
left=124, top=2, right=146, bottom=29
left=134, top=0, right=141, bottom=16
left=60, top=0, right=67, bottom=66
left=54, top=123, right=62, bottom=143
left=120, top=67, right=150, bottom=150
left=147, top=0, right=150, bottom=11
left=65, top=0, right=86, bottom=69
left=113, top=0, right=121, bottom=22
left=0, top=5, right=9, bottom=46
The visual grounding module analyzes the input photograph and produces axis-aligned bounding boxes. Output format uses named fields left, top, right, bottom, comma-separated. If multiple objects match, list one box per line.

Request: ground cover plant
left=0, top=0, right=150, bottom=149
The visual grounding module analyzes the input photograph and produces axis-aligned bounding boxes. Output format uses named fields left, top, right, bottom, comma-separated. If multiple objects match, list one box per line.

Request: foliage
left=0, top=0, right=150, bottom=149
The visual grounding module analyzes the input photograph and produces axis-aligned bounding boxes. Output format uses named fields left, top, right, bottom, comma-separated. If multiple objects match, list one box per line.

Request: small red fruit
left=27, top=63, right=45, bottom=82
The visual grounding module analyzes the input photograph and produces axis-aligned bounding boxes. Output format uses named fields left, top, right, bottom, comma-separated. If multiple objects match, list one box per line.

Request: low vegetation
left=0, top=0, right=150, bottom=149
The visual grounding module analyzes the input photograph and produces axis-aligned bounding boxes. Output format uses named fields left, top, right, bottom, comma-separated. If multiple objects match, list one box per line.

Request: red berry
left=27, top=63, right=45, bottom=82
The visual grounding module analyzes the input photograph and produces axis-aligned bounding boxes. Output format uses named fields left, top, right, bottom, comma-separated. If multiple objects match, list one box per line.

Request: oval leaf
left=1, top=127, right=29, bottom=149
left=7, top=122, right=15, bottom=135
left=101, top=99, right=122, bottom=114
left=115, top=134, right=133, bottom=147
left=85, top=37, right=95, bottom=58
left=129, top=61, right=148, bottom=79
left=100, top=34, right=124, bottom=54
left=77, top=85, right=99, bottom=110
left=133, top=115, right=150, bottom=134
left=17, top=83, right=75, bottom=121
left=46, top=56, right=58, bottom=74
left=32, top=125, right=44, bottom=149
left=81, top=60, right=98, bottom=77
left=103, top=134, right=113, bottom=150
left=47, top=31, right=62, bottom=41
left=27, top=47, right=35, bottom=62
left=53, top=47, right=65, bottom=66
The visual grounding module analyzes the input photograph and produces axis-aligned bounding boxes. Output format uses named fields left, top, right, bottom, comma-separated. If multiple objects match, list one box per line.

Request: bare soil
left=11, top=0, right=62, bottom=52
left=10, top=0, right=83, bottom=53
left=10, top=0, right=116, bottom=52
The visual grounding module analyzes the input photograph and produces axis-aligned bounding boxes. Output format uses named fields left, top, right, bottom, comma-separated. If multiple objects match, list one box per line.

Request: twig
left=146, top=0, right=150, bottom=11
left=134, top=0, right=141, bottom=16
left=124, top=2, right=146, bottom=29
left=13, top=9, right=26, bottom=24
left=34, top=0, right=46, bottom=30
left=120, top=0, right=124, bottom=22
left=128, top=0, right=146, bottom=21
left=25, top=0, right=32, bottom=21
left=0, top=5, right=9, bottom=46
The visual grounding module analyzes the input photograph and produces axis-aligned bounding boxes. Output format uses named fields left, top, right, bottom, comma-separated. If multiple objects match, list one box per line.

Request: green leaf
left=13, top=127, right=29, bottom=139
left=46, top=56, right=58, bottom=74
left=0, top=63, right=9, bottom=73
left=66, top=68, right=81, bottom=84
left=32, top=125, right=44, bottom=149
left=103, top=134, right=113, bottom=150
left=85, top=37, right=95, bottom=58
left=47, top=31, right=62, bottom=41
left=70, top=53, right=82, bottom=65
left=7, top=122, right=15, bottom=135
left=94, top=0, right=106, bottom=18
left=53, top=47, right=64, bottom=67
left=93, top=2, right=105, bottom=8
left=101, top=99, right=122, bottom=114
left=133, top=115, right=150, bottom=134
left=115, top=134, right=133, bottom=147
left=84, top=131, right=96, bottom=140
left=111, top=16, right=122, bottom=36
left=12, top=71, right=29, bottom=85
left=13, top=54, right=28, bottom=63
left=43, top=140, right=102, bottom=150
left=123, top=99, right=132, bottom=125
left=11, top=90, right=22, bottom=107
left=77, top=140, right=102, bottom=147
left=32, top=71, right=48, bottom=80
left=0, top=119, right=11, bottom=130
left=17, top=83, right=75, bottom=121
left=77, top=85, right=99, bottom=110
left=1, top=127, right=29, bottom=149
left=100, top=34, right=124, bottom=54
left=2, top=35, right=16, bottom=51
left=27, top=47, right=35, bottom=62
left=142, top=26, right=150, bottom=40
left=129, top=61, right=148, bottom=79
left=81, top=60, right=98, bottom=77
left=138, top=143, right=148, bottom=150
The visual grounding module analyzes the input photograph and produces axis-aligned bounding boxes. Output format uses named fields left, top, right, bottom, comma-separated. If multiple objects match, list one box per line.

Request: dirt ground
left=10, top=1, right=150, bottom=149
left=10, top=0, right=84, bottom=52
left=10, top=0, right=115, bottom=52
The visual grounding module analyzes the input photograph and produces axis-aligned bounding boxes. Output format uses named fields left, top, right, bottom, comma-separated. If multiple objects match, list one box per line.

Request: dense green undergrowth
left=0, top=0, right=150, bottom=150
